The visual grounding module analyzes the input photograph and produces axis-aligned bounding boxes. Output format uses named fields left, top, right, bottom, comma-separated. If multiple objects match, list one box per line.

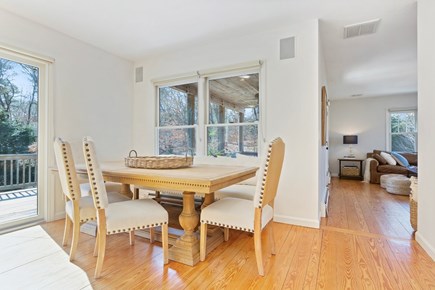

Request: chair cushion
left=200, top=197, right=273, bottom=233
left=215, top=184, right=255, bottom=200
left=80, top=182, right=123, bottom=197
left=65, top=196, right=96, bottom=222
left=107, top=192, right=131, bottom=203
left=105, top=199, right=168, bottom=234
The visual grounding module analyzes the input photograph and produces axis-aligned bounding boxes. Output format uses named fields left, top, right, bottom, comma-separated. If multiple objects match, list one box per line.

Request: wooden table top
left=75, top=161, right=258, bottom=194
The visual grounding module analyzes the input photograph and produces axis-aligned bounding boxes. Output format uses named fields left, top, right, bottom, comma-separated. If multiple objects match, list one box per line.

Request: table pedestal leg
left=120, top=184, right=134, bottom=199
left=169, top=191, right=200, bottom=266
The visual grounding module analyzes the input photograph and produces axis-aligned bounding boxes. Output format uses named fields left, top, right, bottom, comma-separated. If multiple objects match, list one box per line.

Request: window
left=388, top=109, right=417, bottom=152
left=155, top=63, right=262, bottom=158
left=207, top=73, right=259, bottom=157
left=157, top=82, right=198, bottom=155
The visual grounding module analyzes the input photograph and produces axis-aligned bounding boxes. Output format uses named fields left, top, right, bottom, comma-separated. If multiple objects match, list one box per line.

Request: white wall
left=0, top=9, right=134, bottom=219
left=416, top=0, right=435, bottom=261
left=134, top=20, right=322, bottom=228
left=328, top=94, right=417, bottom=176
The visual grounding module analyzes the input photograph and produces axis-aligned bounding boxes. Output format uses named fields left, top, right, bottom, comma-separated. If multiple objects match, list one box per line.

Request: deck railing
left=0, top=154, right=37, bottom=192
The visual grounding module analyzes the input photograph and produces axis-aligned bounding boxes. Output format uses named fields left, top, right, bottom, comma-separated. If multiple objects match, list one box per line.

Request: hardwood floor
left=0, top=178, right=434, bottom=289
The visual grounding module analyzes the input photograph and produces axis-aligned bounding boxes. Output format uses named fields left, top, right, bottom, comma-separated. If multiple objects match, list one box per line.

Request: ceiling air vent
left=344, top=19, right=381, bottom=39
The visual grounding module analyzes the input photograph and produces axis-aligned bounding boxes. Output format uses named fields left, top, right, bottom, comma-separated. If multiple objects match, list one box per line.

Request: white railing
left=0, top=154, right=37, bottom=192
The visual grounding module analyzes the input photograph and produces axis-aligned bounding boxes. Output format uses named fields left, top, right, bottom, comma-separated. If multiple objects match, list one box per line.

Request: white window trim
left=154, top=61, right=265, bottom=158
left=386, top=107, right=418, bottom=152
left=0, top=45, right=54, bottom=232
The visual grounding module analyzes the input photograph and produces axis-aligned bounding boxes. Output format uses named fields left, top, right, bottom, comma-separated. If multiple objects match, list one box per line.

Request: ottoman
left=380, top=174, right=403, bottom=188
left=385, top=175, right=411, bottom=195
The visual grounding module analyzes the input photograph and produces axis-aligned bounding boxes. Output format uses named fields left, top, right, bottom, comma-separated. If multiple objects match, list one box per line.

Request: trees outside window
left=0, top=58, right=38, bottom=154
left=157, top=83, right=198, bottom=155
left=389, top=109, right=417, bottom=152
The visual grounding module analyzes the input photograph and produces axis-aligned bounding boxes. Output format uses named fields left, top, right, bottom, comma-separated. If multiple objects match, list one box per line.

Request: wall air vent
left=344, top=19, right=381, bottom=39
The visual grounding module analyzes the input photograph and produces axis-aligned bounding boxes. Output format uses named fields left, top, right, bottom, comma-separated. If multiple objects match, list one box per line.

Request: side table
left=338, top=158, right=364, bottom=180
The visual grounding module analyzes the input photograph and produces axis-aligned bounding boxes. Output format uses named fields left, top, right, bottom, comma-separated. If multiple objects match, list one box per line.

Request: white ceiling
left=0, top=0, right=417, bottom=99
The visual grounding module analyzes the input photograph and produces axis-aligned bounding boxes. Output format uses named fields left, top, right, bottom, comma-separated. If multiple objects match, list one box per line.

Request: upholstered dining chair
left=53, top=137, right=129, bottom=261
left=82, top=136, right=169, bottom=278
left=199, top=137, right=285, bottom=276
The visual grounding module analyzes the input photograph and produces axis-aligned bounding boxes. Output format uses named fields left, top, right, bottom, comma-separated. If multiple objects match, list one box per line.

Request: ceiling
left=0, top=0, right=417, bottom=100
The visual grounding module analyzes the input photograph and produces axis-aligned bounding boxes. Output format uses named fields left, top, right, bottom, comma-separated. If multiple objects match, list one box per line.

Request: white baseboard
left=416, top=231, right=435, bottom=261
left=331, top=172, right=339, bottom=177
left=274, top=214, right=320, bottom=229
left=54, top=211, right=65, bottom=221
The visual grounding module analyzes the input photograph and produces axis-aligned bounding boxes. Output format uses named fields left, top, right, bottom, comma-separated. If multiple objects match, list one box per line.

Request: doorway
left=0, top=49, right=48, bottom=231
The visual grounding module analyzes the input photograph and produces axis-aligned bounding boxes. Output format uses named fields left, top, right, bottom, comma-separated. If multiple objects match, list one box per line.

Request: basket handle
left=129, top=150, right=138, bottom=158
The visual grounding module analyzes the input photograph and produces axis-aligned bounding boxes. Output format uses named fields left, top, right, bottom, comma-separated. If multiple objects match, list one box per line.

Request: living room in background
left=387, top=108, right=417, bottom=152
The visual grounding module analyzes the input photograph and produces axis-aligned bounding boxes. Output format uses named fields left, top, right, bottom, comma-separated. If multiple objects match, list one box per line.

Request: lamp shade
left=343, top=135, right=358, bottom=144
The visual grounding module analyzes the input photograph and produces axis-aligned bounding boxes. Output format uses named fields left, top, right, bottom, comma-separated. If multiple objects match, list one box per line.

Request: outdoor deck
left=0, top=188, right=37, bottom=224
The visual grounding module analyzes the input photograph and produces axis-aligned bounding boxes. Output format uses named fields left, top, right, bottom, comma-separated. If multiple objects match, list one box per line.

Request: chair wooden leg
left=200, top=223, right=207, bottom=261
left=161, top=224, right=169, bottom=264
left=224, top=228, right=230, bottom=242
left=93, top=231, right=99, bottom=257
left=69, top=217, right=80, bottom=261
left=149, top=227, right=155, bottom=243
left=94, top=230, right=106, bottom=278
left=269, top=223, right=276, bottom=255
left=129, top=230, right=135, bottom=246
left=254, top=230, right=264, bottom=276
left=134, top=187, right=139, bottom=200
left=62, top=214, right=72, bottom=247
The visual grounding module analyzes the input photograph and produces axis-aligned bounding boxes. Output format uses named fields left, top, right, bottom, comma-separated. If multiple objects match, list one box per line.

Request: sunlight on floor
left=0, top=225, right=93, bottom=289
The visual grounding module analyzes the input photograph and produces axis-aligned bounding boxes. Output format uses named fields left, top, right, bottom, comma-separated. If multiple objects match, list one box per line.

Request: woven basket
left=125, top=150, right=193, bottom=169
left=410, top=196, right=417, bottom=231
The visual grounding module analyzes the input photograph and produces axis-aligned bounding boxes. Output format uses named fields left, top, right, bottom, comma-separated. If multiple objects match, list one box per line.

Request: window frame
left=205, top=69, right=261, bottom=157
left=154, top=63, right=265, bottom=158
left=386, top=107, right=418, bottom=152
left=155, top=78, right=199, bottom=155
left=0, top=46, right=53, bottom=232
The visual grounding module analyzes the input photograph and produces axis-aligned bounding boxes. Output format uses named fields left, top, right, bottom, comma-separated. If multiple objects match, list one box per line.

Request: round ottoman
left=380, top=174, right=403, bottom=188
left=385, top=175, right=411, bottom=195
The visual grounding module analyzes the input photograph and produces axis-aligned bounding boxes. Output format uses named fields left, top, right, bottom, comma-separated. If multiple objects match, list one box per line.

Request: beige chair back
left=83, top=136, right=109, bottom=209
left=53, top=137, right=81, bottom=201
left=253, top=137, right=285, bottom=208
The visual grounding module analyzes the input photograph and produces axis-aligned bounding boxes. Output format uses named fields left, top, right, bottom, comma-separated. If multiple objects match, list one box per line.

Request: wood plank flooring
left=0, top=178, right=434, bottom=289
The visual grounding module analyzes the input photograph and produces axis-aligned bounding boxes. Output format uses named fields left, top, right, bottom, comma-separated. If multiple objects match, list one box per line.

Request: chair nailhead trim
left=201, top=220, right=254, bottom=233
left=107, top=222, right=166, bottom=235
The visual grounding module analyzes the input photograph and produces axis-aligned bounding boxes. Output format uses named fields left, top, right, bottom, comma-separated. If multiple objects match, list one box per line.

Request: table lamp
left=343, top=135, right=358, bottom=158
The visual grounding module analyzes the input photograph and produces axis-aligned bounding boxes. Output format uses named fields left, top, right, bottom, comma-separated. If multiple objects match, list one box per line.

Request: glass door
left=0, top=54, right=43, bottom=228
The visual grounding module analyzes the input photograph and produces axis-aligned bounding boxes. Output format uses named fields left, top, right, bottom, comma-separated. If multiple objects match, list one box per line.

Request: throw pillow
left=373, top=153, right=387, bottom=165
left=391, top=152, right=410, bottom=167
left=380, top=152, right=397, bottom=166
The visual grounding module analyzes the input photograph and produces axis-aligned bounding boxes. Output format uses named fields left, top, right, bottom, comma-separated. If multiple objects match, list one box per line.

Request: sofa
left=367, top=150, right=417, bottom=184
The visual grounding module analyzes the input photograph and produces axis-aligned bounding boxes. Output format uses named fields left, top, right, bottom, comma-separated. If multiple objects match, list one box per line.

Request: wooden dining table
left=75, top=161, right=257, bottom=266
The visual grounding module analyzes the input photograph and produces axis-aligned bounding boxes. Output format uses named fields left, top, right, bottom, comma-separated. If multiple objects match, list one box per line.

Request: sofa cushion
left=378, top=165, right=408, bottom=174
left=391, top=152, right=410, bottom=167
left=401, top=153, right=418, bottom=166
left=373, top=153, right=387, bottom=165
left=380, top=152, right=397, bottom=166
